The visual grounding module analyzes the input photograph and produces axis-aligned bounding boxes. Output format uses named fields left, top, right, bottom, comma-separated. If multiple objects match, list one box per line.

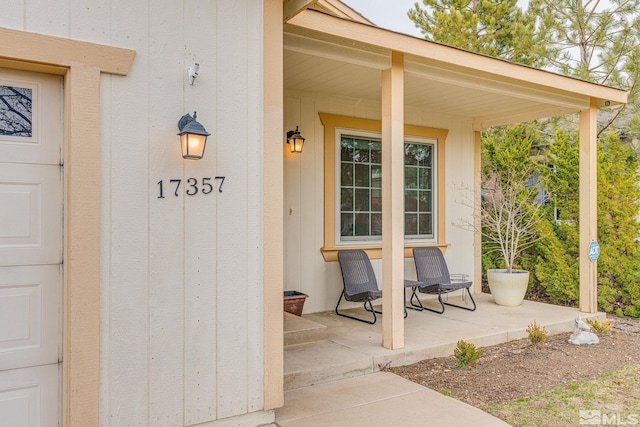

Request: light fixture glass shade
left=179, top=132, right=207, bottom=159
left=178, top=112, right=210, bottom=160
left=287, top=127, right=305, bottom=153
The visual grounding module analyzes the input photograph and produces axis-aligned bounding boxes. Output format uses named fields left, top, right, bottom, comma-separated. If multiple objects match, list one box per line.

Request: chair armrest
left=404, top=279, right=424, bottom=288
left=450, top=274, right=469, bottom=283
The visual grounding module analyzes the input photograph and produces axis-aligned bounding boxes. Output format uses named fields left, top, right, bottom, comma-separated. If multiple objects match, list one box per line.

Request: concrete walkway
left=275, top=371, right=510, bottom=426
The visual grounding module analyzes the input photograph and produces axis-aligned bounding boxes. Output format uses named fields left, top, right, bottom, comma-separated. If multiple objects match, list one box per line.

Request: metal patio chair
left=409, top=247, right=476, bottom=314
left=336, top=250, right=384, bottom=324
left=337, top=249, right=418, bottom=324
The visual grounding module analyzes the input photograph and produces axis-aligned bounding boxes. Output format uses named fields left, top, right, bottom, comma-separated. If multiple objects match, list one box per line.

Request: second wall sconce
left=178, top=111, right=210, bottom=160
left=286, top=126, right=305, bottom=154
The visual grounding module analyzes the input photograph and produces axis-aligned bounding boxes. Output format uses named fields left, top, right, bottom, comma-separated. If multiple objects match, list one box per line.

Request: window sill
left=320, top=243, right=450, bottom=262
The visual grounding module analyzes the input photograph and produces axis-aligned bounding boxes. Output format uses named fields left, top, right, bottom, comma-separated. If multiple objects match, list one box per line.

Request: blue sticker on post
left=588, top=240, right=600, bottom=262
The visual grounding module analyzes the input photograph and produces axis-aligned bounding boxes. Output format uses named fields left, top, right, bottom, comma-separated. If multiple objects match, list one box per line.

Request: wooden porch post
left=381, top=51, right=405, bottom=349
left=473, top=131, right=482, bottom=294
left=263, top=0, right=284, bottom=409
left=579, top=100, right=598, bottom=313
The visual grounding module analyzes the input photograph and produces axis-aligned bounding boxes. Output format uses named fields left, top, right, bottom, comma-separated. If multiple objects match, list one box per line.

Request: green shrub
left=453, top=340, right=483, bottom=369
left=586, top=318, right=612, bottom=334
left=526, top=320, right=547, bottom=346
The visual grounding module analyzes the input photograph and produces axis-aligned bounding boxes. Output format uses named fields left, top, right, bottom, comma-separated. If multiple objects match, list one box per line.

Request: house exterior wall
left=284, top=89, right=477, bottom=314
left=2, top=0, right=274, bottom=425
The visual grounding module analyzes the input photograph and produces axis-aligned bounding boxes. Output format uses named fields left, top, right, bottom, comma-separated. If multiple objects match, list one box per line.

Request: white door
left=0, top=69, right=63, bottom=427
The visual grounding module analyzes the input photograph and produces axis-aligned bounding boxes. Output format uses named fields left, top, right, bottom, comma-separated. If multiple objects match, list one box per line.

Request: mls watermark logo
left=581, top=410, right=603, bottom=425
left=580, top=409, right=639, bottom=425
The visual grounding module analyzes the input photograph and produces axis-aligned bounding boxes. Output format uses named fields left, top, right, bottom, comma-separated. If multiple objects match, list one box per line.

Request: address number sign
left=157, top=177, right=225, bottom=198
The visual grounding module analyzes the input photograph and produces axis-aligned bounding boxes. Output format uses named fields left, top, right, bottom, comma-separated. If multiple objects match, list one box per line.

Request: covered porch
left=281, top=4, right=628, bottom=353
left=283, top=293, right=604, bottom=391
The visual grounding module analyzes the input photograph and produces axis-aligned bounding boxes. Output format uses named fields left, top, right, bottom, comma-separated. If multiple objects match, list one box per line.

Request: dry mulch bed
left=389, top=315, right=640, bottom=407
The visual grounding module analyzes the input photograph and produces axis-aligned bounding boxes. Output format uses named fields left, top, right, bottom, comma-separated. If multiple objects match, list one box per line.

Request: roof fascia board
left=288, top=9, right=628, bottom=106
left=284, top=0, right=319, bottom=22
left=474, top=105, right=578, bottom=130
left=315, top=0, right=374, bottom=24
left=284, top=32, right=390, bottom=69
left=405, top=59, right=589, bottom=111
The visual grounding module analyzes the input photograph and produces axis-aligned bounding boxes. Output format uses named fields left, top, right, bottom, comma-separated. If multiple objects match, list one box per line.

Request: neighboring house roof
left=284, top=7, right=628, bottom=129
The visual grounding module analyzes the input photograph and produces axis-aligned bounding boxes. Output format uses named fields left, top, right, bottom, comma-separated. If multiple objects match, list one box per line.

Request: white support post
left=473, top=131, right=482, bottom=294
left=579, top=100, right=598, bottom=313
left=381, top=51, right=405, bottom=349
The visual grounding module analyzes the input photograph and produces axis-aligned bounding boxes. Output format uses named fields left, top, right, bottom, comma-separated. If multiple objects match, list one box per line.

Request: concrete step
left=284, top=312, right=328, bottom=347
left=284, top=339, right=374, bottom=391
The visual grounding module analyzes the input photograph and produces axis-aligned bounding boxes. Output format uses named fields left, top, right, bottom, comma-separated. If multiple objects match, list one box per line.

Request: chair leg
left=442, top=288, right=477, bottom=312
left=363, top=299, right=383, bottom=316
left=408, top=287, right=445, bottom=314
left=421, top=291, right=447, bottom=314
left=335, top=291, right=378, bottom=324
left=408, top=287, right=424, bottom=311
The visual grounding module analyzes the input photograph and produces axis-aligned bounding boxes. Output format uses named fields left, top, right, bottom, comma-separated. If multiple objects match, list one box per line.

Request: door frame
left=0, top=27, right=134, bottom=426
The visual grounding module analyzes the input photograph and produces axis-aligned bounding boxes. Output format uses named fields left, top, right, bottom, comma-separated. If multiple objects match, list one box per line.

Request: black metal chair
left=409, top=247, right=476, bottom=314
left=336, top=250, right=383, bottom=324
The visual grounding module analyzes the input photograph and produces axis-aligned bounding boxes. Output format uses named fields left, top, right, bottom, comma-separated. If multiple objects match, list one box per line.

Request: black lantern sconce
left=178, top=111, right=210, bottom=160
left=286, top=126, right=305, bottom=154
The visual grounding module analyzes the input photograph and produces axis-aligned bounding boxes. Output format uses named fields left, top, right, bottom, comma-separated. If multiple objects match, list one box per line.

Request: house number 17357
left=157, top=177, right=225, bottom=198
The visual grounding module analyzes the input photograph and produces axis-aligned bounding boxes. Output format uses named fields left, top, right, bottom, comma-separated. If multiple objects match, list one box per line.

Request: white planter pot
left=487, top=269, right=530, bottom=306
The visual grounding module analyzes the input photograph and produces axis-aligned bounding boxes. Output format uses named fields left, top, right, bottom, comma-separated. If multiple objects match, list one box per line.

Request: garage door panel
left=0, top=164, right=62, bottom=267
left=0, top=364, right=60, bottom=427
left=0, top=69, right=62, bottom=166
left=0, top=68, right=62, bottom=426
left=0, top=266, right=61, bottom=370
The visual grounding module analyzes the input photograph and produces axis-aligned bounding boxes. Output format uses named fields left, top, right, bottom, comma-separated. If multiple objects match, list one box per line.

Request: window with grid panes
left=338, top=131, right=435, bottom=243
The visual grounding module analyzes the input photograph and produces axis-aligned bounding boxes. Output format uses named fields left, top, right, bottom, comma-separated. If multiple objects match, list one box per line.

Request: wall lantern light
left=178, top=111, right=210, bottom=160
left=286, top=126, right=305, bottom=154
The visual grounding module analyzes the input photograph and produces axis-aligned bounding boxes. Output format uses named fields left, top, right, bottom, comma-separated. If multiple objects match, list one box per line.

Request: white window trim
left=405, top=134, right=438, bottom=242
left=333, top=127, right=438, bottom=246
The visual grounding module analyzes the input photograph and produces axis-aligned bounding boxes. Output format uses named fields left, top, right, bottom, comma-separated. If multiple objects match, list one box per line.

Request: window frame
left=334, top=128, right=438, bottom=244
left=334, top=127, right=383, bottom=243
left=319, top=113, right=449, bottom=261
left=403, top=136, right=438, bottom=241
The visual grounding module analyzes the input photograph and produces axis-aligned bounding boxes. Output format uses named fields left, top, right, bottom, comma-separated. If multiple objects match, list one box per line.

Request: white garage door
left=0, top=69, right=63, bottom=427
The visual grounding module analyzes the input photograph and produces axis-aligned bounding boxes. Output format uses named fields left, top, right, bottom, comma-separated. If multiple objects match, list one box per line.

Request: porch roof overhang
left=284, top=9, right=628, bottom=129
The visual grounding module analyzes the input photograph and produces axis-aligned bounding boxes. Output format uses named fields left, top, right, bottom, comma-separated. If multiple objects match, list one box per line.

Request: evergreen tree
left=529, top=131, right=581, bottom=304
left=596, top=133, right=640, bottom=316
left=529, top=0, right=640, bottom=132
left=530, top=130, right=640, bottom=316
left=408, top=0, right=546, bottom=66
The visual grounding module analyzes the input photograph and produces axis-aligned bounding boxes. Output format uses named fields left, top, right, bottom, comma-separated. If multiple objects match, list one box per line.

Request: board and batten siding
left=3, top=0, right=270, bottom=425
left=284, top=90, right=477, bottom=314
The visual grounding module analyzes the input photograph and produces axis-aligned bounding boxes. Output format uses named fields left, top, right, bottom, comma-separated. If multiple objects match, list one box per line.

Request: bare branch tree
left=0, top=86, right=32, bottom=137
left=455, top=126, right=544, bottom=273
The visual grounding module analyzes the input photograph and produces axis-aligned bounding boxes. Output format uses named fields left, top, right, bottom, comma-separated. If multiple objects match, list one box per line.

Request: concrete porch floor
left=276, top=293, right=603, bottom=426
left=283, top=293, right=604, bottom=391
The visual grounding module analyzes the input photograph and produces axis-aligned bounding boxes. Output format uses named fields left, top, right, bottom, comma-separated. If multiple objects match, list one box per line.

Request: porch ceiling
left=284, top=11, right=628, bottom=129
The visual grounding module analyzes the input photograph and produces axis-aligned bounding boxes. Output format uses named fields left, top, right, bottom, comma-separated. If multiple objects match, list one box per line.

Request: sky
left=341, top=0, right=424, bottom=37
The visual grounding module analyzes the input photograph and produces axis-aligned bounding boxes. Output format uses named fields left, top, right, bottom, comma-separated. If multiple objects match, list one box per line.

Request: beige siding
left=8, top=0, right=270, bottom=425
left=284, top=90, right=477, bottom=314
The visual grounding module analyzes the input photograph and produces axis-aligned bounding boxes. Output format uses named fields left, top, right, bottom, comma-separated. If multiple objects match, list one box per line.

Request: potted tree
left=476, top=126, right=544, bottom=306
